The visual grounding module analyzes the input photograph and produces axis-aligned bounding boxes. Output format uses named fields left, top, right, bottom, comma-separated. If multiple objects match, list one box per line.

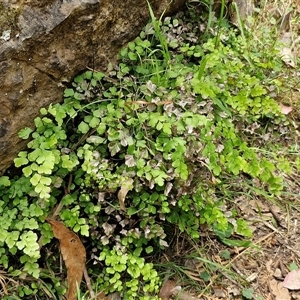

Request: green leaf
left=133, top=247, right=142, bottom=257
left=85, top=71, right=93, bottom=80
left=78, top=121, right=90, bottom=134
left=14, top=155, right=29, bottom=167
left=17, top=232, right=40, bottom=258
left=80, top=225, right=90, bottom=237
left=62, top=194, right=77, bottom=205
left=162, top=123, right=172, bottom=135
left=242, top=288, right=254, bottom=299
left=128, top=52, right=137, bottom=61
left=40, top=107, right=48, bottom=115
left=37, top=162, right=54, bottom=174
left=39, top=176, right=52, bottom=186
left=250, top=85, right=266, bottom=97
left=97, top=123, right=106, bottom=135
left=18, top=127, right=33, bottom=139
left=200, top=271, right=210, bottom=282
left=28, top=149, right=42, bottom=162
left=24, top=260, right=40, bottom=278
left=128, top=265, right=141, bottom=278
left=128, top=41, right=135, bottom=51
left=127, top=208, right=138, bottom=216
left=0, top=176, right=10, bottom=187
left=22, top=166, right=33, bottom=177
left=220, top=250, right=231, bottom=260
left=64, top=88, right=74, bottom=97
left=114, top=264, right=126, bottom=272
left=89, top=116, right=100, bottom=128
left=0, top=228, right=8, bottom=243
left=5, top=231, right=19, bottom=248
left=220, top=238, right=251, bottom=247
left=93, top=72, right=105, bottom=80
left=289, top=262, right=298, bottom=271
left=34, top=182, right=44, bottom=193
left=30, top=173, right=41, bottom=186
left=145, top=246, right=153, bottom=254
left=61, top=155, right=78, bottom=171
left=236, top=218, right=253, bottom=238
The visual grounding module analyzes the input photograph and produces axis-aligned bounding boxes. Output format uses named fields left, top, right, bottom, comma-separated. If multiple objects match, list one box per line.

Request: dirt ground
left=158, top=186, right=300, bottom=300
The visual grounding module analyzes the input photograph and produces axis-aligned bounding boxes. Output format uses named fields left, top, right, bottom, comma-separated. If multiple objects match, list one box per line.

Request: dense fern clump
left=0, top=6, right=292, bottom=299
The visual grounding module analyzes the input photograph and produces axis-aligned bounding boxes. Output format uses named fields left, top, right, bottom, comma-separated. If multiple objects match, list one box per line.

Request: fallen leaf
left=102, top=222, right=115, bottom=236
left=266, top=259, right=274, bottom=275
left=47, top=219, right=86, bottom=300
left=174, top=289, right=199, bottom=300
left=159, top=280, right=176, bottom=300
left=158, top=280, right=199, bottom=300
left=279, top=104, right=293, bottom=115
left=279, top=32, right=296, bottom=68
left=283, top=270, right=300, bottom=290
left=246, top=272, right=258, bottom=282
left=227, top=286, right=241, bottom=296
left=249, top=199, right=269, bottom=213
left=117, top=178, right=134, bottom=211
left=274, top=268, right=283, bottom=280
left=146, top=80, right=157, bottom=93
left=213, top=288, right=227, bottom=298
left=269, top=279, right=291, bottom=300
left=164, top=182, right=173, bottom=196
left=124, top=155, right=136, bottom=167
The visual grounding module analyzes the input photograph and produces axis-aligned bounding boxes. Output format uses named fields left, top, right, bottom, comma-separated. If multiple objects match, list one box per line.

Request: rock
left=0, top=0, right=186, bottom=175
left=229, top=0, right=254, bottom=28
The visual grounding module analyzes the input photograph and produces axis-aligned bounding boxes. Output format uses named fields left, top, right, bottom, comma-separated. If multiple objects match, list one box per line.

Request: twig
left=262, top=221, right=282, bottom=236
left=126, top=100, right=173, bottom=106
left=197, top=274, right=218, bottom=298
left=269, top=205, right=286, bottom=228
left=227, top=231, right=276, bottom=266
left=84, top=267, right=95, bottom=299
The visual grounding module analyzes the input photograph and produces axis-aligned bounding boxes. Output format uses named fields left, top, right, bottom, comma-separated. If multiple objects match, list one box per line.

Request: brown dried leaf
left=213, top=288, right=227, bottom=298
left=159, top=280, right=176, bottom=300
left=96, top=291, right=110, bottom=300
left=158, top=280, right=199, bottom=300
left=117, top=178, right=134, bottom=211
left=269, top=279, right=291, bottom=300
left=47, top=219, right=86, bottom=300
left=174, top=289, right=199, bottom=300
left=124, top=154, right=136, bottom=167
left=164, top=182, right=173, bottom=196
left=279, top=32, right=296, bottom=67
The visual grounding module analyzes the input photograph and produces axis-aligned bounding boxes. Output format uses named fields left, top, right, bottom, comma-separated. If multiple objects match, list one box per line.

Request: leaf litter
left=47, top=219, right=86, bottom=300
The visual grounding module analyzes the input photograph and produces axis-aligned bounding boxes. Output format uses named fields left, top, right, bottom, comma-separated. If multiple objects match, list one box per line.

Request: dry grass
left=256, top=0, right=300, bottom=115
